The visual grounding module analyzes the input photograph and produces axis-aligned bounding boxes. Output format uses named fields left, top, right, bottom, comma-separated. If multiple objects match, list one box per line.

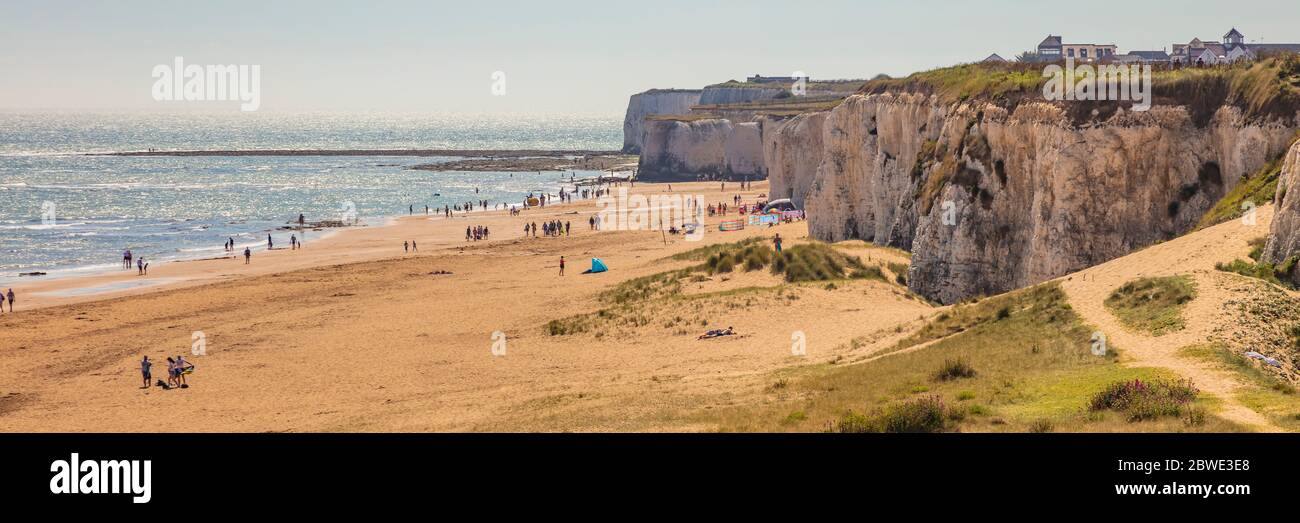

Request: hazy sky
left=2, top=0, right=1298, bottom=115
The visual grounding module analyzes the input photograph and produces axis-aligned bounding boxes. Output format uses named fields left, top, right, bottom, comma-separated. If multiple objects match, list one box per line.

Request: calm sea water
left=0, top=113, right=621, bottom=282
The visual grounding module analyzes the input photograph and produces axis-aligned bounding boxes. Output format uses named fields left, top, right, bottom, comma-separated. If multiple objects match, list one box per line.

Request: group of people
left=404, top=240, right=419, bottom=252
left=0, top=288, right=14, bottom=313
left=122, top=249, right=149, bottom=275
left=720, top=180, right=753, bottom=192
left=467, top=225, right=491, bottom=241
left=140, top=354, right=194, bottom=390
left=526, top=220, right=569, bottom=238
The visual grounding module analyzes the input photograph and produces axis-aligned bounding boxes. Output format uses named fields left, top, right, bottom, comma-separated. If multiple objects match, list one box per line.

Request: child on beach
left=559, top=256, right=565, bottom=276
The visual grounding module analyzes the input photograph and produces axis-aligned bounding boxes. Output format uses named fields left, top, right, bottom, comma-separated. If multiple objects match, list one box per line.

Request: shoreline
left=94, top=148, right=622, bottom=157
left=5, top=180, right=684, bottom=311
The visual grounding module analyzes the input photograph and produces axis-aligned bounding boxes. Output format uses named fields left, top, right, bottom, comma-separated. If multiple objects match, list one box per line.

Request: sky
left=1, top=0, right=1298, bottom=115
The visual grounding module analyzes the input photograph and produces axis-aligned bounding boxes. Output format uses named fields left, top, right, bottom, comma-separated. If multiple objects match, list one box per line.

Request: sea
left=0, top=112, right=622, bottom=283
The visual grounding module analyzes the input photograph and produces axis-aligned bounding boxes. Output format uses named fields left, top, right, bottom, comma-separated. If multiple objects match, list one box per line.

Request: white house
left=1171, top=28, right=1300, bottom=65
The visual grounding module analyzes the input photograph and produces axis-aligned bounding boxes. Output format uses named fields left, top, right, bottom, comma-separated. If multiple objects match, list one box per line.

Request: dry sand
left=0, top=181, right=931, bottom=432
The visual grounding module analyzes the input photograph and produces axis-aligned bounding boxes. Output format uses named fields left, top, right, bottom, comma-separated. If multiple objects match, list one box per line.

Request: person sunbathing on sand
left=698, top=327, right=735, bottom=340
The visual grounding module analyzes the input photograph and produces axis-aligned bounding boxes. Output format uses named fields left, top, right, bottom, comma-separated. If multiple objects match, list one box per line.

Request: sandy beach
left=0, top=180, right=927, bottom=431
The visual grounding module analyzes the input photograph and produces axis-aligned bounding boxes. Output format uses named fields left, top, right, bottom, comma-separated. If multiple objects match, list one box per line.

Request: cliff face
left=1263, top=140, right=1300, bottom=285
left=637, top=119, right=765, bottom=181
left=769, top=92, right=1296, bottom=303
left=622, top=90, right=702, bottom=154
left=698, top=87, right=783, bottom=106
left=762, top=112, right=826, bottom=207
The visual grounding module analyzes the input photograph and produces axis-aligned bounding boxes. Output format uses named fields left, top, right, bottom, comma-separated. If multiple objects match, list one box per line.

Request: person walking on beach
left=4, top=289, right=12, bottom=313
left=137, top=256, right=147, bottom=275
left=123, top=249, right=132, bottom=269
left=412, top=241, right=417, bottom=252
left=565, top=221, right=571, bottom=236
left=141, top=356, right=152, bottom=388
left=773, top=233, right=783, bottom=254
left=176, top=355, right=191, bottom=387
left=165, top=357, right=178, bottom=389
left=291, top=234, right=298, bottom=250
left=559, top=256, right=565, bottom=276
left=404, top=241, right=409, bottom=253
left=299, top=213, right=305, bottom=228
left=228, top=237, right=234, bottom=252
left=244, top=247, right=251, bottom=264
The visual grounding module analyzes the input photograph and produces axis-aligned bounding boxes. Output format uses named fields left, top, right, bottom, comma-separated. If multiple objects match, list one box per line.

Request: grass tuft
left=1103, top=276, right=1196, bottom=335
left=1089, top=378, right=1199, bottom=422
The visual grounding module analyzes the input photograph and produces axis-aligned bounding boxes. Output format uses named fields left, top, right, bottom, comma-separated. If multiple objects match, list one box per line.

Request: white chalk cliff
left=622, top=89, right=702, bottom=154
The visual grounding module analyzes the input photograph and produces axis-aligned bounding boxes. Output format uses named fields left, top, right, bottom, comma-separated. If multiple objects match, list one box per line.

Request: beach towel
left=718, top=220, right=745, bottom=232
left=1245, top=351, right=1282, bottom=367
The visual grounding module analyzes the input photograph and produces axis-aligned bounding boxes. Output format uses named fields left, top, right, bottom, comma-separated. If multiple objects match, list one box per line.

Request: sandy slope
left=1059, top=205, right=1285, bottom=431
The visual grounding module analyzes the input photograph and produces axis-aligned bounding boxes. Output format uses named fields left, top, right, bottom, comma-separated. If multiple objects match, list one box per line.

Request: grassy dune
left=1103, top=276, right=1197, bottom=336
left=696, top=283, right=1238, bottom=432
left=1179, top=343, right=1300, bottom=431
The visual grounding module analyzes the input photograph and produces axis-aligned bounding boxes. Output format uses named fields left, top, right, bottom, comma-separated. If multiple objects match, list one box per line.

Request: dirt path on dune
left=1059, top=206, right=1281, bottom=431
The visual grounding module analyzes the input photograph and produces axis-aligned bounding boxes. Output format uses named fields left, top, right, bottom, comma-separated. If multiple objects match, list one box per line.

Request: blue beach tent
left=588, top=258, right=609, bottom=273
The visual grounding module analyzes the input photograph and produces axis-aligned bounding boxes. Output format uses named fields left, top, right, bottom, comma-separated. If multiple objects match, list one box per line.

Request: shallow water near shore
left=0, top=112, right=621, bottom=281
